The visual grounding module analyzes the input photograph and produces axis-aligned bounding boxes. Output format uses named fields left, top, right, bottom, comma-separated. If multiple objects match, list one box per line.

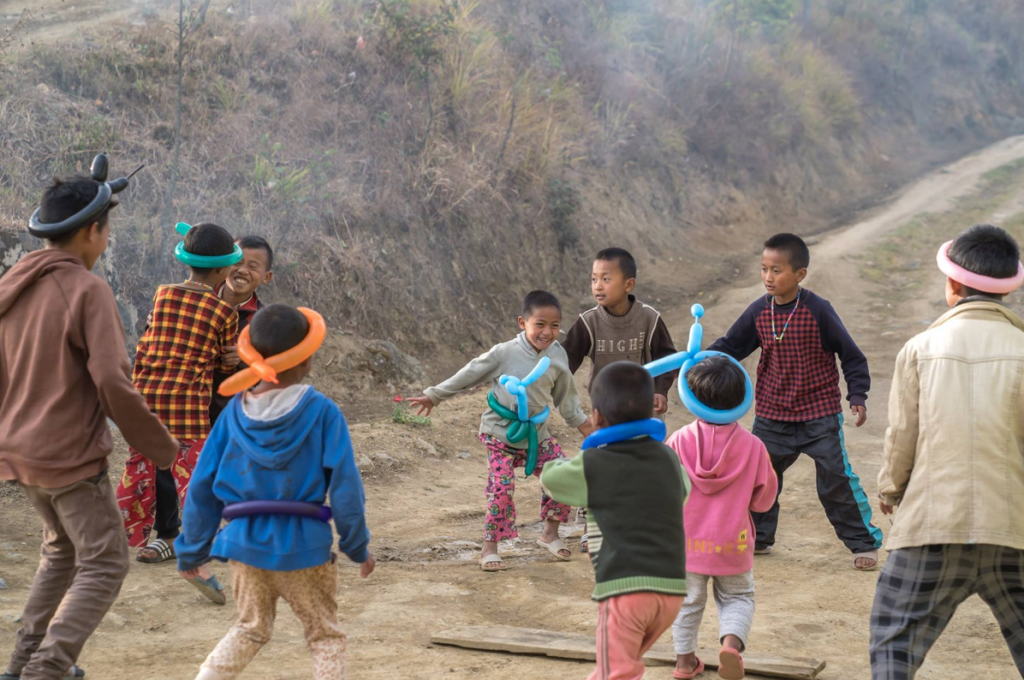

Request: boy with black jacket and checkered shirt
left=708, top=233, right=882, bottom=571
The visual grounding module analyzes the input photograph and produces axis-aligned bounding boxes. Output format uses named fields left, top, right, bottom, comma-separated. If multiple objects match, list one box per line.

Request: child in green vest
left=542, top=361, right=689, bottom=679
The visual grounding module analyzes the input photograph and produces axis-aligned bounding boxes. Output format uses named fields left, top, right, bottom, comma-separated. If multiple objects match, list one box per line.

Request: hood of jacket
left=674, top=421, right=760, bottom=496
left=224, top=384, right=320, bottom=470
left=0, top=249, right=86, bottom=318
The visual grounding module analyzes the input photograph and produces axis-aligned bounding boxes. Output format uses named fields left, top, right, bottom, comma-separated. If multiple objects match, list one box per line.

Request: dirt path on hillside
left=0, top=104, right=1022, bottom=680
left=1, top=0, right=144, bottom=46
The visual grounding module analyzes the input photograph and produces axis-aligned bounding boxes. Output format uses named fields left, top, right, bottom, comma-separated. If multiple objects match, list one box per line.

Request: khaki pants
left=196, top=560, right=347, bottom=680
left=7, top=471, right=129, bottom=680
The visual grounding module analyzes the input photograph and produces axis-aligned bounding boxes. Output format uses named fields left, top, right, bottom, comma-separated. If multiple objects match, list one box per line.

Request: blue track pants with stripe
left=751, top=413, right=882, bottom=554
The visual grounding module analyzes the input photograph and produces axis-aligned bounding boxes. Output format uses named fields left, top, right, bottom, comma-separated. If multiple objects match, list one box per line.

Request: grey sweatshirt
left=424, top=333, right=588, bottom=448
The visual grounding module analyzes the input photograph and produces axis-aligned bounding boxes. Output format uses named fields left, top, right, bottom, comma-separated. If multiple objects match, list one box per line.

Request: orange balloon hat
left=218, top=307, right=326, bottom=396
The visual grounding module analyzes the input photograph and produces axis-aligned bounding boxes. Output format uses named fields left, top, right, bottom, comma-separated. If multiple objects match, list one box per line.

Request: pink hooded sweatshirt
left=667, top=421, right=778, bottom=576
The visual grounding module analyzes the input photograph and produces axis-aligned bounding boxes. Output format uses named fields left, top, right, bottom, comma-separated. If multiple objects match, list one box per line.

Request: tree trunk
left=494, top=82, right=518, bottom=172
left=417, top=69, right=435, bottom=155
left=161, top=1, right=186, bottom=237
left=724, top=0, right=738, bottom=76
left=195, top=0, right=213, bottom=28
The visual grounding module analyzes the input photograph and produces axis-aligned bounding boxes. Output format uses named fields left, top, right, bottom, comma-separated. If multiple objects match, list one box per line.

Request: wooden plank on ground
left=432, top=625, right=826, bottom=680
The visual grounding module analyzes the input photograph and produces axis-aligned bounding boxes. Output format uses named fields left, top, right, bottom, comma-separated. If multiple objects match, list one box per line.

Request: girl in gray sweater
left=408, top=291, right=593, bottom=572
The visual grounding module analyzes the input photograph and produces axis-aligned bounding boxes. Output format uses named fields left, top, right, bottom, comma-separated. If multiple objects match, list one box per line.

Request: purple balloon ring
left=222, top=501, right=332, bottom=523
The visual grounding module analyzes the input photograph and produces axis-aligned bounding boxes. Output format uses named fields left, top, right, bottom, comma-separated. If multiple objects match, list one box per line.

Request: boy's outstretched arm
left=879, top=345, right=920, bottom=511
left=324, top=405, right=373, bottom=571
left=540, top=453, right=589, bottom=509
left=410, top=346, right=503, bottom=416
left=818, top=300, right=870, bottom=426
left=706, top=302, right=761, bottom=362
left=176, top=424, right=228, bottom=572
left=82, top=280, right=177, bottom=469
left=561, top=316, right=592, bottom=375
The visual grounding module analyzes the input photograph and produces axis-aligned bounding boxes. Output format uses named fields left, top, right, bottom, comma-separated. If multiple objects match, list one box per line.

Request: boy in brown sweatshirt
left=0, top=167, right=178, bottom=680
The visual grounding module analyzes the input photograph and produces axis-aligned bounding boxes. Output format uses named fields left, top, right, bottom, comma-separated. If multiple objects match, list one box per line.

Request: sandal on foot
left=718, top=648, right=745, bottom=680
left=136, top=538, right=175, bottom=564
left=854, top=550, right=879, bottom=571
left=579, top=534, right=589, bottom=554
left=673, top=658, right=705, bottom=679
left=537, top=538, right=571, bottom=561
left=188, top=574, right=227, bottom=605
left=480, top=554, right=506, bottom=572
left=1, top=664, right=85, bottom=679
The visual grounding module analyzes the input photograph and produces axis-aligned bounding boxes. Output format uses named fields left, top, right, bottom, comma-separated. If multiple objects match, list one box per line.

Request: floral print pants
left=480, top=434, right=572, bottom=542
left=116, top=439, right=204, bottom=548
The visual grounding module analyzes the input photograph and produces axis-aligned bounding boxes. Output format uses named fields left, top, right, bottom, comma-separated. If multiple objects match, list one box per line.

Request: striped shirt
left=133, top=285, right=238, bottom=440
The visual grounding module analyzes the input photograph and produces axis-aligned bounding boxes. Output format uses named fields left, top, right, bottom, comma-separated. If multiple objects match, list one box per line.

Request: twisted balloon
left=644, top=304, right=754, bottom=424
left=487, top=357, right=552, bottom=476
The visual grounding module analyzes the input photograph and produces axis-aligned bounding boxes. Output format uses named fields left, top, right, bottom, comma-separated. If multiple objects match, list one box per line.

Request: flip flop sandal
left=188, top=574, right=227, bottom=605
left=1, top=664, right=85, bottom=679
left=718, top=648, right=745, bottom=680
left=136, top=538, right=176, bottom=564
left=579, top=534, right=589, bottom=554
left=854, top=550, right=879, bottom=571
left=480, top=554, right=506, bottom=572
left=536, top=538, right=571, bottom=561
left=673, top=657, right=705, bottom=679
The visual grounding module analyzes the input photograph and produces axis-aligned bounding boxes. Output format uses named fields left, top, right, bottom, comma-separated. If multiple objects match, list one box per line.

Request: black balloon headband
left=28, top=154, right=144, bottom=239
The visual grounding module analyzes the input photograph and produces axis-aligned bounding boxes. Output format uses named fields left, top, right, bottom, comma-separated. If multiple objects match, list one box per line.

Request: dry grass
left=1, top=0, right=1022, bottom=359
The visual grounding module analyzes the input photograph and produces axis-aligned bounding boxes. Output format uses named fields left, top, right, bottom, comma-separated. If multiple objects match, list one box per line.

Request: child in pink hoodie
left=666, top=357, right=778, bottom=680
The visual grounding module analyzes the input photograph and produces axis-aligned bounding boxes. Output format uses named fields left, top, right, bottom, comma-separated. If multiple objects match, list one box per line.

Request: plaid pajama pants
left=870, top=544, right=1024, bottom=679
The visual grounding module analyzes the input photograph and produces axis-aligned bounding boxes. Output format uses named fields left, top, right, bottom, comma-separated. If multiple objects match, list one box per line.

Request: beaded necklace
left=770, top=290, right=801, bottom=342
left=182, top=279, right=214, bottom=292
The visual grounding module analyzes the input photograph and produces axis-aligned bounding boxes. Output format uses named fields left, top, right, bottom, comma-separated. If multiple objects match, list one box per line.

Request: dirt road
left=1, top=14, right=1023, bottom=667
left=1, top=0, right=145, bottom=45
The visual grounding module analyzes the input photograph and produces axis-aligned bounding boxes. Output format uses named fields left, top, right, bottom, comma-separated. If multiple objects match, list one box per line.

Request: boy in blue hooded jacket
left=176, top=304, right=373, bottom=680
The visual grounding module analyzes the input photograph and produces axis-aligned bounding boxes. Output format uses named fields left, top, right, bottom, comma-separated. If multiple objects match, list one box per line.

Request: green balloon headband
left=174, top=222, right=243, bottom=268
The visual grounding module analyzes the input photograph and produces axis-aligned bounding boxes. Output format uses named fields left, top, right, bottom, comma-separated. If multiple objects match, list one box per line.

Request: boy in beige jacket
left=870, top=224, right=1024, bottom=679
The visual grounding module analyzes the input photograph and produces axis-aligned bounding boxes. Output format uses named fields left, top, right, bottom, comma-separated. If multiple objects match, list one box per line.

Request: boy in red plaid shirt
left=210, top=236, right=273, bottom=425
left=709, top=233, right=882, bottom=571
left=116, top=223, right=240, bottom=602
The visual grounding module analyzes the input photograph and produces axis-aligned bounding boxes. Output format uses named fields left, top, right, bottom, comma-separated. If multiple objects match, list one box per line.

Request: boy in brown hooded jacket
left=0, top=170, right=178, bottom=680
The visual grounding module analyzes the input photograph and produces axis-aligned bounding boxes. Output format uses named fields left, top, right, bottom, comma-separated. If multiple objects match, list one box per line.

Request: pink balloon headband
left=936, top=240, right=1024, bottom=295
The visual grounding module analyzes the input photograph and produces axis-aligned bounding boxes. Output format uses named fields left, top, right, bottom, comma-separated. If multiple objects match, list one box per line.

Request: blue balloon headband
left=174, top=222, right=243, bottom=268
left=28, top=154, right=144, bottom=239
left=582, top=418, right=666, bottom=449
left=644, top=304, right=753, bottom=424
